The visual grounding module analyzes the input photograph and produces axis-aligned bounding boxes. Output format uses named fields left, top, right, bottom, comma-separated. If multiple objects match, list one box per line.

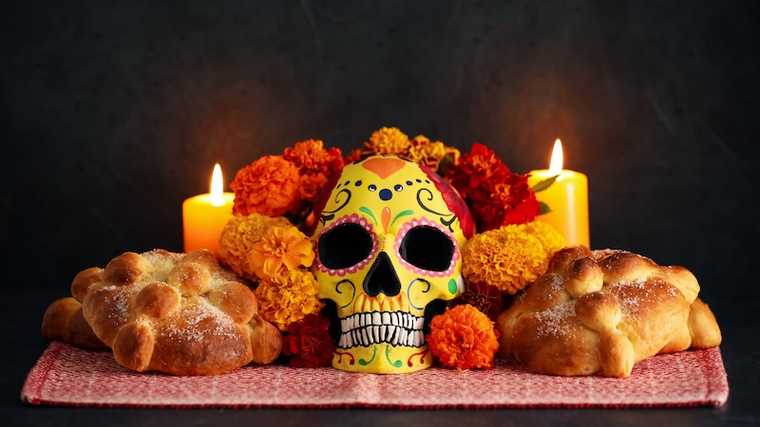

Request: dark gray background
left=3, top=1, right=758, bottom=300
left=2, top=1, right=759, bottom=425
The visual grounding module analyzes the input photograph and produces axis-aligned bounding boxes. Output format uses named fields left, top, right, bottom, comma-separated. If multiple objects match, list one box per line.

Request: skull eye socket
left=318, top=222, right=373, bottom=270
left=399, top=226, right=454, bottom=272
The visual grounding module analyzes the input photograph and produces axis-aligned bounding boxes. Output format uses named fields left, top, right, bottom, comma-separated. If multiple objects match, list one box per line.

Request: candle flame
left=210, top=163, right=225, bottom=206
left=549, top=138, right=563, bottom=175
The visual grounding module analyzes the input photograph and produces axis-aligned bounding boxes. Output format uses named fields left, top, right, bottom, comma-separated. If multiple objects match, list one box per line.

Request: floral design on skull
left=312, top=156, right=473, bottom=373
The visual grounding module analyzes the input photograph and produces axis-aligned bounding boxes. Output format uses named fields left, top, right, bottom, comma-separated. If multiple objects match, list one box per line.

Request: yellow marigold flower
left=248, top=225, right=314, bottom=282
left=444, top=146, right=461, bottom=165
left=410, top=134, right=431, bottom=144
left=407, top=134, right=461, bottom=170
left=255, top=270, right=323, bottom=331
left=407, top=135, right=446, bottom=169
left=218, top=213, right=292, bottom=279
left=462, top=221, right=565, bottom=294
left=364, top=127, right=410, bottom=156
left=522, top=221, right=565, bottom=254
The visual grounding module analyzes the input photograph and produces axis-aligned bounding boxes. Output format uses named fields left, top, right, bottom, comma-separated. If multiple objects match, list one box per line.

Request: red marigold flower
left=457, top=282, right=504, bottom=319
left=231, top=155, right=302, bottom=217
left=502, top=190, right=539, bottom=225
left=427, top=304, right=499, bottom=369
left=447, top=143, right=510, bottom=201
left=447, top=143, right=539, bottom=231
left=283, top=313, right=336, bottom=368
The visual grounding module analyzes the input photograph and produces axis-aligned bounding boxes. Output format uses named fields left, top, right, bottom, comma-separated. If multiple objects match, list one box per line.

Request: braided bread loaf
left=496, top=247, right=721, bottom=377
left=72, top=249, right=281, bottom=375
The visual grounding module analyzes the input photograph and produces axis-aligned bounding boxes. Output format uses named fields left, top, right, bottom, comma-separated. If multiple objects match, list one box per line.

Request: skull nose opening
left=363, top=251, right=401, bottom=297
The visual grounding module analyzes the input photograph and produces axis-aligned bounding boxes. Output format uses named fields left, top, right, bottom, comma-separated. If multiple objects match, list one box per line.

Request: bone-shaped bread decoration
left=42, top=297, right=107, bottom=351
left=496, top=246, right=721, bottom=377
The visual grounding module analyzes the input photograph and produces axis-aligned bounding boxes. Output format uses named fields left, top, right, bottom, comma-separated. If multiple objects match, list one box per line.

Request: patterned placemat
left=21, top=342, right=728, bottom=409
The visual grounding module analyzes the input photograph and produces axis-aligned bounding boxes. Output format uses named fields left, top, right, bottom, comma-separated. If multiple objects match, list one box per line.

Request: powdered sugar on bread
left=78, top=249, right=282, bottom=375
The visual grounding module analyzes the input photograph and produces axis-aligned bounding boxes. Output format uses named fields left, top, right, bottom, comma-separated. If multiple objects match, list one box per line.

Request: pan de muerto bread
left=496, top=247, right=721, bottom=377
left=76, top=249, right=281, bottom=375
left=42, top=293, right=107, bottom=350
left=42, top=266, right=112, bottom=350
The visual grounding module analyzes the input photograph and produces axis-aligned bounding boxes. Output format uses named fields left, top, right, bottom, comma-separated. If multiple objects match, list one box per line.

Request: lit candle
left=182, top=163, right=234, bottom=254
left=528, top=139, right=590, bottom=247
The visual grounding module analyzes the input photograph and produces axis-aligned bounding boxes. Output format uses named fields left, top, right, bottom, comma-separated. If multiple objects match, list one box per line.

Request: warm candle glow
left=183, top=163, right=234, bottom=254
left=549, top=138, right=563, bottom=175
left=529, top=138, right=589, bottom=247
left=210, top=163, right=225, bottom=206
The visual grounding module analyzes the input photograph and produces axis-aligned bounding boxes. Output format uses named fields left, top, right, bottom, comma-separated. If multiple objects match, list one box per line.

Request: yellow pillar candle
left=528, top=139, right=590, bottom=247
left=182, top=163, right=234, bottom=254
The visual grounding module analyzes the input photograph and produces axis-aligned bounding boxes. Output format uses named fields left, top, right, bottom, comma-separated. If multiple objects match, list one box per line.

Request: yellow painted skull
left=312, top=156, right=474, bottom=373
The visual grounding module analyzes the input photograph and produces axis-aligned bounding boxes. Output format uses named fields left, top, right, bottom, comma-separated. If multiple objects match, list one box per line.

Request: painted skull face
left=313, top=156, right=473, bottom=373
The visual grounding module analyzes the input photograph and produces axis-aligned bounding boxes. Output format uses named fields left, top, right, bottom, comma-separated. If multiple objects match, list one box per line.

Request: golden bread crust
left=77, top=249, right=281, bottom=375
left=41, top=266, right=108, bottom=350
left=41, top=297, right=107, bottom=350
left=497, top=247, right=721, bottom=377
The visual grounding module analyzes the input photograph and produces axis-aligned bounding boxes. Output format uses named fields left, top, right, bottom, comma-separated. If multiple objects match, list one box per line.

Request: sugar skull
left=312, top=156, right=474, bottom=373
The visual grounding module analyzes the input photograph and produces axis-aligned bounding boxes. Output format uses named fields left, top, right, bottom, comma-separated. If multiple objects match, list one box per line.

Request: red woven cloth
left=22, top=342, right=728, bottom=409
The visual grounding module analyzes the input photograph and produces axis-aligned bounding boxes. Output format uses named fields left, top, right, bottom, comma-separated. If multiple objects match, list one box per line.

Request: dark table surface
left=4, top=290, right=757, bottom=427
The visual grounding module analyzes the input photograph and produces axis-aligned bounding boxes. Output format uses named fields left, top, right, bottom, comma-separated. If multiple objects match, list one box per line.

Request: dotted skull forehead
left=318, top=157, right=457, bottom=232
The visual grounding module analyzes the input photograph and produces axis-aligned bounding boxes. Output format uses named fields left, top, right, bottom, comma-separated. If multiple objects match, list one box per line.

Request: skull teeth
left=337, top=311, right=426, bottom=349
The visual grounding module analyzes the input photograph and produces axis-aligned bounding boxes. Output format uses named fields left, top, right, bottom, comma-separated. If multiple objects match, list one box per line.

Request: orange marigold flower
left=218, top=213, right=293, bottom=280
left=364, top=127, right=411, bottom=156
left=248, top=224, right=314, bottom=282
left=462, top=221, right=564, bottom=294
left=298, top=172, right=330, bottom=204
left=427, top=304, right=499, bottom=369
left=283, top=139, right=344, bottom=204
left=230, top=155, right=301, bottom=217
left=254, top=269, right=323, bottom=331
left=284, top=139, right=343, bottom=175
